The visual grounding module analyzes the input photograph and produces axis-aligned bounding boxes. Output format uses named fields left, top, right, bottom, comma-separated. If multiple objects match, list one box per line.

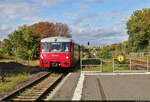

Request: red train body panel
left=39, top=37, right=80, bottom=69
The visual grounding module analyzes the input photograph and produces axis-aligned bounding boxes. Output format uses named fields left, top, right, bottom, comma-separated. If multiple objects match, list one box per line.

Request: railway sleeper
left=14, top=96, right=38, bottom=99
left=11, top=74, right=63, bottom=101
left=16, top=95, right=39, bottom=98
left=12, top=98, right=37, bottom=101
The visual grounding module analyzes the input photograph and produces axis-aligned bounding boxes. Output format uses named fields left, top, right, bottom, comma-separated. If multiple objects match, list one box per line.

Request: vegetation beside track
left=0, top=73, right=29, bottom=95
left=0, top=59, right=42, bottom=96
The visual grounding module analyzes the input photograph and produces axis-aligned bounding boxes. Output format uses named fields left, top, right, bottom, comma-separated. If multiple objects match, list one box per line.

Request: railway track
left=1, top=71, right=66, bottom=101
left=127, top=59, right=150, bottom=70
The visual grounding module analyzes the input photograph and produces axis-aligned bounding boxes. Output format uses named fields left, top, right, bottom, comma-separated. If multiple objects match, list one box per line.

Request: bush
left=99, top=47, right=110, bottom=59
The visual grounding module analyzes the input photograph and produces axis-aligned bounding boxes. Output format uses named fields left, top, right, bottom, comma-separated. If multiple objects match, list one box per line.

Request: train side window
left=42, top=42, right=49, bottom=52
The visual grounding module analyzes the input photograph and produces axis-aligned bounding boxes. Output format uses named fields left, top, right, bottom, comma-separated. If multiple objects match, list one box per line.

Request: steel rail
left=1, top=72, right=50, bottom=101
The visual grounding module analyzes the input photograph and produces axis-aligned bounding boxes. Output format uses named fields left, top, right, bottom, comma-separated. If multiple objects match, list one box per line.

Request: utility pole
left=87, top=41, right=90, bottom=57
left=87, top=41, right=90, bottom=48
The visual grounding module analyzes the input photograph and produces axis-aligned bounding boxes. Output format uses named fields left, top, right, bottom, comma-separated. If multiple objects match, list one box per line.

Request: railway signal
left=88, top=41, right=90, bottom=46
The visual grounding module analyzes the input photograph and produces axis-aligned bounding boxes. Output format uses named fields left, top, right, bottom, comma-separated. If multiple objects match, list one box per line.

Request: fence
left=80, top=48, right=150, bottom=73
left=113, top=57, right=149, bottom=72
left=80, top=58, right=102, bottom=72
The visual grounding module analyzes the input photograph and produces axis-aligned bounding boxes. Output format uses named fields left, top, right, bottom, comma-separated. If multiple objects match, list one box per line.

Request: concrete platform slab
left=81, top=75, right=102, bottom=100
left=82, top=74, right=150, bottom=100
left=48, top=73, right=80, bottom=100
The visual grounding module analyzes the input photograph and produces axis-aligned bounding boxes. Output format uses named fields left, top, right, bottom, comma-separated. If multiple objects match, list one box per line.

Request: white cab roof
left=41, top=36, right=72, bottom=42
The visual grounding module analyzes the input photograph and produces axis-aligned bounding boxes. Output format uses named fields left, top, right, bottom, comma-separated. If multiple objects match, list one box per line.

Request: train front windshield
left=50, top=42, right=61, bottom=52
left=42, top=42, right=69, bottom=53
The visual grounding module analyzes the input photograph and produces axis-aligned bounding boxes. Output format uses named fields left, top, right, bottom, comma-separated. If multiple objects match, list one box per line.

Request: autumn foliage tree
left=3, top=22, right=72, bottom=60
left=30, top=22, right=71, bottom=38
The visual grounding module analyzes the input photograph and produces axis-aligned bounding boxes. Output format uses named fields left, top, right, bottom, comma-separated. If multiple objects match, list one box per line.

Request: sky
left=0, top=0, right=150, bottom=46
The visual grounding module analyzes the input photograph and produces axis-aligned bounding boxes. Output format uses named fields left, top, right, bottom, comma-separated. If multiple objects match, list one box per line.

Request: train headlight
left=66, top=56, right=69, bottom=59
left=41, top=54, right=44, bottom=59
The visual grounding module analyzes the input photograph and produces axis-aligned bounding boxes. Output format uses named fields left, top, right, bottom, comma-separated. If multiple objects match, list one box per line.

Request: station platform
left=47, top=72, right=150, bottom=101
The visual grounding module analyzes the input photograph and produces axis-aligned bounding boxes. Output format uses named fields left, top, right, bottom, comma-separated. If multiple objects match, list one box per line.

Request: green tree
left=3, top=39, right=13, bottom=56
left=127, top=8, right=150, bottom=52
left=99, top=46, right=110, bottom=59
left=3, top=25, right=40, bottom=60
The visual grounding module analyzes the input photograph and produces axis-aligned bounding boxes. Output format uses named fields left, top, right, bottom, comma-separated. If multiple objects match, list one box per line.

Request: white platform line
left=72, top=72, right=85, bottom=100
left=45, top=73, right=72, bottom=101
left=84, top=72, right=150, bottom=75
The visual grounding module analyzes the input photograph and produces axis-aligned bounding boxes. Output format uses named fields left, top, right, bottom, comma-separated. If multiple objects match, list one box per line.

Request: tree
left=55, top=22, right=71, bottom=37
left=99, top=46, right=110, bottom=59
left=3, top=25, right=40, bottom=60
left=3, top=39, right=13, bottom=56
left=30, top=22, right=71, bottom=38
left=3, top=22, right=72, bottom=60
left=0, top=41, right=4, bottom=58
left=126, top=8, right=150, bottom=52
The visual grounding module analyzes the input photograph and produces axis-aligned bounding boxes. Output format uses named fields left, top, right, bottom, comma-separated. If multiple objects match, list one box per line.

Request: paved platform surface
left=81, top=75, right=102, bottom=100
left=47, top=72, right=150, bottom=101
left=82, top=74, right=150, bottom=100
left=50, top=73, right=80, bottom=100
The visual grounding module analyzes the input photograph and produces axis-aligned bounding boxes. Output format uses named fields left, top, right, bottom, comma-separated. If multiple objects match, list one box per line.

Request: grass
left=81, top=58, right=113, bottom=72
left=80, top=58, right=132, bottom=72
left=50, top=73, right=62, bottom=77
left=0, top=73, right=29, bottom=94
left=0, top=58, right=41, bottom=95
left=114, top=65, right=130, bottom=71
left=17, top=66, right=41, bottom=74
left=82, top=66, right=101, bottom=71
left=102, top=62, right=113, bottom=72
left=20, top=86, right=38, bottom=96
left=0, top=59, right=40, bottom=67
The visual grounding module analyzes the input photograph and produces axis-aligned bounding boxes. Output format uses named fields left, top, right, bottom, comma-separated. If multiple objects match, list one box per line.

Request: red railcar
left=39, top=37, right=80, bottom=69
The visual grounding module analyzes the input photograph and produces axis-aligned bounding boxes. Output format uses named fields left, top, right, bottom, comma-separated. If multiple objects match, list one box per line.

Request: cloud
left=0, top=1, right=38, bottom=19
left=0, top=24, right=13, bottom=34
left=0, top=0, right=129, bottom=45
left=0, top=24, right=14, bottom=40
left=63, top=11, right=128, bottom=46
left=87, top=0, right=105, bottom=3
left=108, top=10, right=130, bottom=25
left=71, top=22, right=128, bottom=46
left=74, top=2, right=89, bottom=9
left=63, top=12, right=99, bottom=25
left=109, top=10, right=121, bottom=17
left=0, top=16, right=56, bottom=40
left=33, top=0, right=65, bottom=8
left=22, top=17, right=55, bottom=25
